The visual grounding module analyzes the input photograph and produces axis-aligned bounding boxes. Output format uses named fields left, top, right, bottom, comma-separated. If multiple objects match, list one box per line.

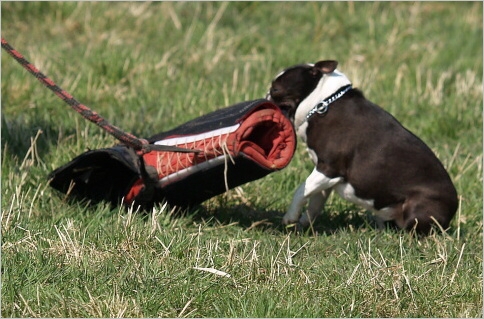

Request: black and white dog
left=266, top=60, right=458, bottom=234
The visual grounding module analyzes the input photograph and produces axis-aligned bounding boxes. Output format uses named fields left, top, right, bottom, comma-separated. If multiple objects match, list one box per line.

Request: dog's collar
left=306, top=84, right=352, bottom=120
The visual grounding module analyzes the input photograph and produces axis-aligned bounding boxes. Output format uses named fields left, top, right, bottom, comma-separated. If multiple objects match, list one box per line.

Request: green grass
left=1, top=2, right=482, bottom=317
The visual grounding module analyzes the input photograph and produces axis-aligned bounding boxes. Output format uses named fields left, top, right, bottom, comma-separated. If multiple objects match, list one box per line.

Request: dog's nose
left=265, top=91, right=272, bottom=100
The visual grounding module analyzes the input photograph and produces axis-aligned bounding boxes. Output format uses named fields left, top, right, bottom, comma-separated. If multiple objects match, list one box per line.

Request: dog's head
left=266, top=60, right=338, bottom=121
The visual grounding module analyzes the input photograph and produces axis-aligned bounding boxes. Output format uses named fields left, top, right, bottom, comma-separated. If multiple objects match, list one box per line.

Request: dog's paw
left=282, top=212, right=314, bottom=230
left=282, top=212, right=299, bottom=226
left=298, top=213, right=313, bottom=228
left=283, top=221, right=306, bottom=234
left=282, top=219, right=298, bottom=228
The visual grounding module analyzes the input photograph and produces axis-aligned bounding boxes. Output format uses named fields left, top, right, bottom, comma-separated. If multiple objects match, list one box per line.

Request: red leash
left=1, top=37, right=197, bottom=154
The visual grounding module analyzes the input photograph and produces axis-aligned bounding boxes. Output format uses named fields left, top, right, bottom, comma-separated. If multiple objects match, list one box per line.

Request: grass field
left=1, top=2, right=483, bottom=317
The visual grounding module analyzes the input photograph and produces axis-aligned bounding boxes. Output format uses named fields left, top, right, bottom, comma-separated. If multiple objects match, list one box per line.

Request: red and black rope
left=1, top=37, right=197, bottom=154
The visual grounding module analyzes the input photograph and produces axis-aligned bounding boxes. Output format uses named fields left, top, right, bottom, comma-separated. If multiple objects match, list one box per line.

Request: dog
left=266, top=60, right=458, bottom=235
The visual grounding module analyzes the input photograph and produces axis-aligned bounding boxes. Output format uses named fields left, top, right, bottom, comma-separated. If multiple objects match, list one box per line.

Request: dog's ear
left=314, top=60, right=338, bottom=74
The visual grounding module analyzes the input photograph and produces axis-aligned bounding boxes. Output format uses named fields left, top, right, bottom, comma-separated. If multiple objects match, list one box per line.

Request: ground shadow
left=189, top=202, right=378, bottom=236
left=1, top=115, right=62, bottom=161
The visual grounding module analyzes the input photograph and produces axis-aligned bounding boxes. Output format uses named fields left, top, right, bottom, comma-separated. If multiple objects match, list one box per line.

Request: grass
left=1, top=1, right=482, bottom=317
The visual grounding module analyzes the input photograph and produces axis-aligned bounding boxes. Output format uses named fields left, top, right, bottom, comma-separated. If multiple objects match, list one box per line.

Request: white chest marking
left=297, top=122, right=308, bottom=142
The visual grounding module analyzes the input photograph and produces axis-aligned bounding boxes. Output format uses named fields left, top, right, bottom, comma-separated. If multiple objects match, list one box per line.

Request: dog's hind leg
left=401, top=196, right=456, bottom=235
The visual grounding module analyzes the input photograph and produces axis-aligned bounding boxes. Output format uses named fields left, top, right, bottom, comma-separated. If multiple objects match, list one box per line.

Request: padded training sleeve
left=49, top=99, right=296, bottom=208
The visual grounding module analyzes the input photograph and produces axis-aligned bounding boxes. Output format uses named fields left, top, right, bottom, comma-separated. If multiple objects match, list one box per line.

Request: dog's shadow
left=189, top=202, right=375, bottom=235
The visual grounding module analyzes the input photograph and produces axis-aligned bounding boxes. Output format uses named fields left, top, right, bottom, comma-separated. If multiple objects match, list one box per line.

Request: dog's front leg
left=283, top=168, right=342, bottom=225
left=299, top=188, right=333, bottom=227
